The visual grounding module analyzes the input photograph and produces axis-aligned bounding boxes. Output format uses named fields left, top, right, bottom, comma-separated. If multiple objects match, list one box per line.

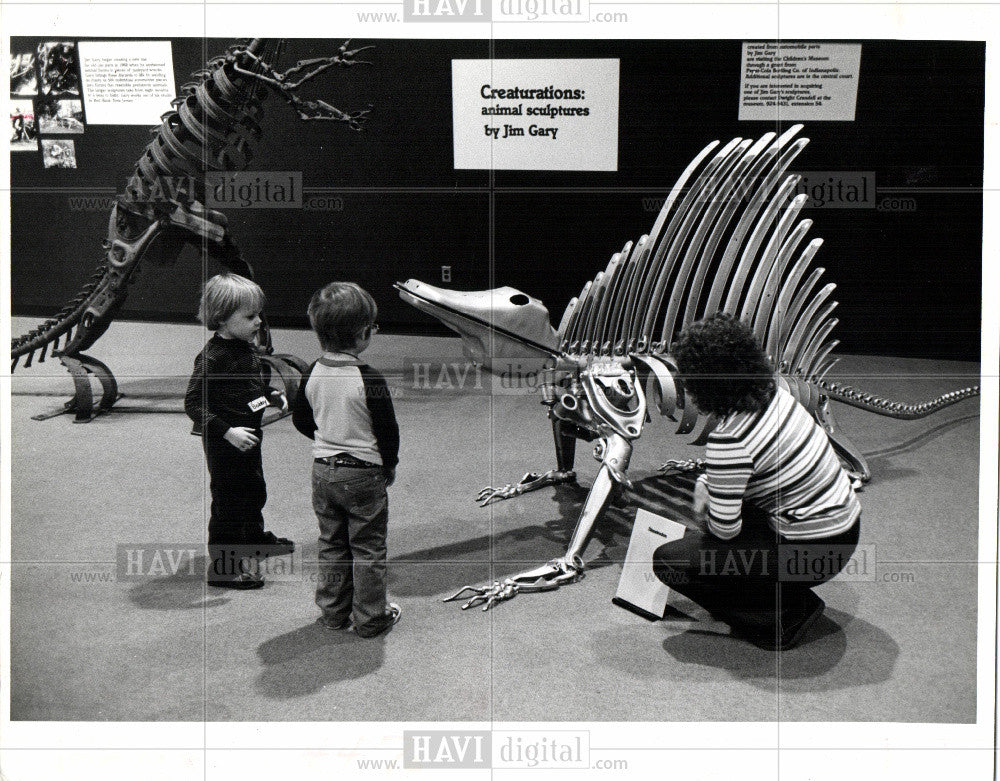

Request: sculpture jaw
left=395, top=279, right=561, bottom=375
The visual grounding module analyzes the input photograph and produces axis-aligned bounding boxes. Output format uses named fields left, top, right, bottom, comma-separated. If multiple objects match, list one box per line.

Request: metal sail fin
left=780, top=284, right=837, bottom=372
left=806, top=335, right=840, bottom=381
left=740, top=196, right=810, bottom=329
left=798, top=317, right=839, bottom=379
left=638, top=137, right=748, bottom=352
left=563, top=280, right=592, bottom=353
left=751, top=211, right=813, bottom=339
left=583, top=256, right=621, bottom=355
left=764, top=240, right=823, bottom=360
left=722, top=176, right=799, bottom=320
left=702, top=126, right=807, bottom=318
left=601, top=238, right=642, bottom=355
left=556, top=297, right=578, bottom=343
left=657, top=139, right=755, bottom=347
left=678, top=132, right=776, bottom=331
left=577, top=271, right=606, bottom=354
left=620, top=139, right=721, bottom=353
left=788, top=303, right=838, bottom=374
left=593, top=243, right=633, bottom=355
left=628, top=137, right=742, bottom=352
left=719, top=138, right=810, bottom=315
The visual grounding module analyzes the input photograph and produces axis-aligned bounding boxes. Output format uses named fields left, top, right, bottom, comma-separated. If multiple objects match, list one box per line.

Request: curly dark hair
left=670, top=312, right=776, bottom=417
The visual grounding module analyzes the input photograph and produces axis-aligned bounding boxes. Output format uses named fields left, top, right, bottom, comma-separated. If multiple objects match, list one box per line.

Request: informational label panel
left=614, top=509, right=686, bottom=620
left=452, top=58, right=619, bottom=171
left=78, top=40, right=175, bottom=124
left=739, top=42, right=862, bottom=121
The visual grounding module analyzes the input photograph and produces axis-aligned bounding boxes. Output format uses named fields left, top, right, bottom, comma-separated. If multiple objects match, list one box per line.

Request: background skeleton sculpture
left=397, top=125, right=980, bottom=610
left=10, top=38, right=370, bottom=421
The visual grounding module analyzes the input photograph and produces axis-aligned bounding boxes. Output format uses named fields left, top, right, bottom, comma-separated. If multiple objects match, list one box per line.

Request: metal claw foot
left=443, top=556, right=584, bottom=611
left=443, top=581, right=520, bottom=611
left=477, top=469, right=576, bottom=506
left=657, top=458, right=706, bottom=475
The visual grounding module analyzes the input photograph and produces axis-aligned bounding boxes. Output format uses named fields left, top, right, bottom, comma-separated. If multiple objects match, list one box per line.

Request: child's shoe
left=354, top=603, right=402, bottom=638
left=250, top=531, right=295, bottom=557
left=316, top=615, right=352, bottom=631
left=207, top=571, right=265, bottom=590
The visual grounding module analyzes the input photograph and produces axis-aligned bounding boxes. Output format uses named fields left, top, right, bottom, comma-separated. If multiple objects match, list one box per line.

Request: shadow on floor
left=386, top=473, right=697, bottom=598
left=255, top=622, right=386, bottom=699
left=660, top=607, right=899, bottom=692
left=126, top=555, right=230, bottom=611
left=862, top=413, right=978, bottom=484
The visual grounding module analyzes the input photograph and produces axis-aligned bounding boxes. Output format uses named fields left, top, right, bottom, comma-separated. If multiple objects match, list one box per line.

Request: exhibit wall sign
left=452, top=58, right=619, bottom=170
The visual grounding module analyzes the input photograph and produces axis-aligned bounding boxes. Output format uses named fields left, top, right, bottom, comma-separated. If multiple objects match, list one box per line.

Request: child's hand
left=383, top=467, right=396, bottom=487
left=224, top=427, right=260, bottom=452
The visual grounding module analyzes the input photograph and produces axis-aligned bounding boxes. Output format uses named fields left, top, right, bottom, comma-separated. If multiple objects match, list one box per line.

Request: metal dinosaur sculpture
left=11, top=38, right=371, bottom=421
left=396, top=124, right=980, bottom=610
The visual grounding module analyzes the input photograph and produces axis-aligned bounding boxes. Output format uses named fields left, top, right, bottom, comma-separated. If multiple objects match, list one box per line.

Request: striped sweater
left=702, top=384, right=861, bottom=540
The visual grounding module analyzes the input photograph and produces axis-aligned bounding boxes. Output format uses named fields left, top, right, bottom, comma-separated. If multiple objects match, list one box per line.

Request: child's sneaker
left=316, top=615, right=351, bottom=631
left=250, top=531, right=295, bottom=557
left=354, top=603, right=402, bottom=638
left=207, top=571, right=265, bottom=590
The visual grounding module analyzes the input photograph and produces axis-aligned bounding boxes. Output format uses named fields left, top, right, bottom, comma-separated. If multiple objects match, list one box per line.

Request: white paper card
left=615, top=508, right=687, bottom=617
left=452, top=58, right=619, bottom=170
left=738, top=41, right=862, bottom=121
left=78, top=40, right=175, bottom=125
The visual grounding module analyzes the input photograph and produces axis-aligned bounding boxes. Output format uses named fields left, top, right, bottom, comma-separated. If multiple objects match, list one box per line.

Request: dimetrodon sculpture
left=11, top=38, right=371, bottom=421
left=396, top=125, right=980, bottom=610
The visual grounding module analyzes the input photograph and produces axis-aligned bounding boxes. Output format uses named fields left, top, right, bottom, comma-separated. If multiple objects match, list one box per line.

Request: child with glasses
left=293, top=282, right=401, bottom=637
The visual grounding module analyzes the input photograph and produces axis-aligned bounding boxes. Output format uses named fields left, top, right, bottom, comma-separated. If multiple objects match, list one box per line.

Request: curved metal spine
left=678, top=132, right=776, bottom=330
left=657, top=139, right=755, bottom=346
left=637, top=137, right=747, bottom=352
left=764, top=239, right=823, bottom=359
left=625, top=138, right=732, bottom=352
left=701, top=126, right=805, bottom=318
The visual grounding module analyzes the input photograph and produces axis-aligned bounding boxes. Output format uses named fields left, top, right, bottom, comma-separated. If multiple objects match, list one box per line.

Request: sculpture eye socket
left=509, top=294, right=529, bottom=306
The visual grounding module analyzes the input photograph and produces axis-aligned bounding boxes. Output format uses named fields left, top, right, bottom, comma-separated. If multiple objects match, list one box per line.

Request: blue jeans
left=312, top=461, right=392, bottom=637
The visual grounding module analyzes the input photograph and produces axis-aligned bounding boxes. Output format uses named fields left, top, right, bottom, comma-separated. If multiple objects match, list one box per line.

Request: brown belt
left=315, top=454, right=380, bottom=468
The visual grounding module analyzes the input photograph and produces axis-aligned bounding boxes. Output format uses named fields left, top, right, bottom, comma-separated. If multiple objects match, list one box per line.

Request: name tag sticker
left=247, top=396, right=268, bottom=412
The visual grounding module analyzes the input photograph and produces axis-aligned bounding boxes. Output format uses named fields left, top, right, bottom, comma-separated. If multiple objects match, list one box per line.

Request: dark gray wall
left=11, top=38, right=984, bottom=359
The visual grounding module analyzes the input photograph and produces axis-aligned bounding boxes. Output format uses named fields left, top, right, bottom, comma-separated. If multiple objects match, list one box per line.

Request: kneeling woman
left=653, top=313, right=861, bottom=651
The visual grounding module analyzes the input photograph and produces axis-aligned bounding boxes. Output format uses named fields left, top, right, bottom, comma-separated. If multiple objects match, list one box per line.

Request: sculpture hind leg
left=815, top=396, right=869, bottom=485
left=476, top=417, right=584, bottom=506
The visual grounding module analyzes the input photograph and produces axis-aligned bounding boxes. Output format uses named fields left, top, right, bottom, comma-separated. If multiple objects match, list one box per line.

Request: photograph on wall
left=10, top=52, right=38, bottom=96
left=40, top=137, right=77, bottom=168
left=37, top=41, right=81, bottom=97
left=36, top=97, right=85, bottom=134
left=9, top=104, right=38, bottom=151
left=1, top=14, right=997, bottom=781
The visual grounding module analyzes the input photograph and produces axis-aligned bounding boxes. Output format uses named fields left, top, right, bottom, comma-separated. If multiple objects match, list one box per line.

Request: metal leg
left=476, top=417, right=581, bottom=505
left=447, top=434, right=633, bottom=609
left=259, top=354, right=303, bottom=427
left=815, top=397, right=869, bottom=485
left=32, top=353, right=120, bottom=423
left=553, top=417, right=577, bottom=472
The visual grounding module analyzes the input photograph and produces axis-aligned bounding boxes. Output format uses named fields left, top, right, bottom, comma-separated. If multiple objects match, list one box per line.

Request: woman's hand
left=692, top=474, right=710, bottom=522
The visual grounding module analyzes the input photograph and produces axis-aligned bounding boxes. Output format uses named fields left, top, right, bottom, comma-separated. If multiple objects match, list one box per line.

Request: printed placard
left=452, top=58, right=619, bottom=170
left=78, top=40, right=175, bottom=124
left=739, top=42, right=862, bottom=121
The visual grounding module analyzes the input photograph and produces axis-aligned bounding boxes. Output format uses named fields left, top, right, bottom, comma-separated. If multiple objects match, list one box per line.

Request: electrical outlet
left=441, top=265, right=452, bottom=283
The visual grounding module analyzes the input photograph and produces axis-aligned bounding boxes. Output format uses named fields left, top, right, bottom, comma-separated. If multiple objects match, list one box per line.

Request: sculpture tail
left=817, top=379, right=980, bottom=419
left=10, top=261, right=112, bottom=370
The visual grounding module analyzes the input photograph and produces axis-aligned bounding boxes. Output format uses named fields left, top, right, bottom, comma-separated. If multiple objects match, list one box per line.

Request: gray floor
left=8, top=316, right=982, bottom=721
